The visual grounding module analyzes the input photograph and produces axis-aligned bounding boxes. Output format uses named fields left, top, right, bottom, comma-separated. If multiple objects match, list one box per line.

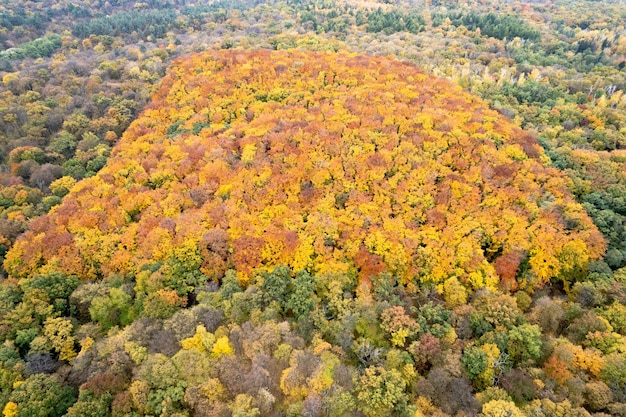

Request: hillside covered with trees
left=0, top=49, right=623, bottom=417
left=0, top=0, right=625, bottom=416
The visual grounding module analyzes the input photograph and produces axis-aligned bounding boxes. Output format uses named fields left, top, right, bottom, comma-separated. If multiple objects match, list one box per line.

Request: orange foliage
left=4, top=50, right=606, bottom=292
left=543, top=354, right=573, bottom=384
left=495, top=250, right=524, bottom=291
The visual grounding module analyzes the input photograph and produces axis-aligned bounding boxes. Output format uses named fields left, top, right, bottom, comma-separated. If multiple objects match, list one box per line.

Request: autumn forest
left=0, top=0, right=625, bottom=416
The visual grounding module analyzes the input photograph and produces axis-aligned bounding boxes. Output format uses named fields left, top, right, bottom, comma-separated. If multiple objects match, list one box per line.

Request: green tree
left=65, top=391, right=111, bottom=417
left=261, top=265, right=291, bottom=309
left=462, top=346, right=488, bottom=380
left=600, top=353, right=626, bottom=398
left=356, top=366, right=407, bottom=417
left=7, top=374, right=76, bottom=417
left=285, top=270, right=316, bottom=319
left=21, top=272, right=80, bottom=315
left=507, top=324, right=542, bottom=365
left=220, top=269, right=243, bottom=300
left=89, top=288, right=133, bottom=330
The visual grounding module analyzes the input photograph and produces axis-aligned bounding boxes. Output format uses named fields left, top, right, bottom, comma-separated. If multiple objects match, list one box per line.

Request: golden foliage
left=5, top=50, right=605, bottom=292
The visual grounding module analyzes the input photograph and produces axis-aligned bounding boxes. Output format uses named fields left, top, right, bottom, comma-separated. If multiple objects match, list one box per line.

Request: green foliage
left=164, top=243, right=208, bottom=295
left=7, top=374, right=76, bottom=417
left=0, top=9, right=49, bottom=31
left=366, top=9, right=425, bottom=35
left=89, top=287, right=134, bottom=330
left=260, top=265, right=292, bottom=309
left=72, top=10, right=176, bottom=39
left=414, top=302, right=453, bottom=339
left=21, top=272, right=80, bottom=315
left=434, top=12, right=540, bottom=41
left=462, top=346, right=488, bottom=380
left=0, top=282, right=22, bottom=316
left=285, top=270, right=316, bottom=319
left=220, top=270, right=243, bottom=300
left=0, top=35, right=62, bottom=61
left=65, top=391, right=112, bottom=417
left=0, top=3, right=624, bottom=416
left=600, top=353, right=626, bottom=395
left=499, top=80, right=568, bottom=107
left=599, top=302, right=626, bottom=335
left=507, top=324, right=543, bottom=365
left=356, top=366, right=407, bottom=417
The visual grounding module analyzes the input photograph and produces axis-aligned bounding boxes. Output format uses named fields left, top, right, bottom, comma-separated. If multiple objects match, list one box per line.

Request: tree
left=29, top=164, right=63, bottom=192
left=6, top=374, right=76, bottom=417
left=286, top=270, right=317, bottom=320
left=507, top=324, right=542, bottom=365
left=462, top=346, right=488, bottom=381
left=230, top=394, right=260, bottom=417
left=89, top=287, right=133, bottom=330
left=600, top=353, right=626, bottom=401
left=380, top=306, right=420, bottom=347
left=481, top=399, right=524, bottom=417
left=356, top=366, right=407, bottom=417
left=34, top=317, right=77, bottom=362
left=64, top=391, right=111, bottom=417
left=261, top=265, right=291, bottom=309
left=584, top=381, right=613, bottom=411
left=21, top=271, right=80, bottom=315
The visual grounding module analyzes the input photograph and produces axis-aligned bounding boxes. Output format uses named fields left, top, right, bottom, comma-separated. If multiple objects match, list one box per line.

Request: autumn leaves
left=6, top=50, right=605, bottom=299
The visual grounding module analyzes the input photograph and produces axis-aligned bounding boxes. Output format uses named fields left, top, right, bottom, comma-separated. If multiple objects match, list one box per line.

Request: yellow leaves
left=469, top=343, right=501, bottom=390
left=529, top=241, right=561, bottom=284
left=572, top=345, right=605, bottom=377
left=129, top=380, right=150, bottom=415
left=482, top=400, right=524, bottom=417
left=2, top=73, right=18, bottom=85
left=124, top=341, right=148, bottom=364
left=450, top=180, right=472, bottom=200
left=199, top=378, right=226, bottom=404
left=292, top=235, right=315, bottom=272
left=442, top=276, right=468, bottom=307
left=41, top=317, right=77, bottom=363
left=261, top=239, right=287, bottom=265
left=78, top=336, right=94, bottom=357
left=241, top=143, right=257, bottom=165
left=311, top=168, right=331, bottom=188
left=181, top=325, right=216, bottom=352
left=391, top=328, right=411, bottom=348
left=365, top=231, right=392, bottom=257
left=145, top=227, right=174, bottom=262
left=368, top=167, right=386, bottom=182
left=211, top=336, right=234, bottom=358
left=503, top=144, right=528, bottom=161
left=3, top=50, right=605, bottom=298
left=308, top=351, right=339, bottom=393
left=559, top=239, right=589, bottom=276
left=243, top=124, right=271, bottom=140
left=148, top=169, right=176, bottom=189
left=415, top=114, right=433, bottom=130
left=414, top=396, right=434, bottom=416
left=49, top=176, right=77, bottom=196
left=215, top=183, right=233, bottom=200
left=173, top=237, right=203, bottom=267
left=2, top=401, right=17, bottom=417
left=252, top=166, right=272, bottom=187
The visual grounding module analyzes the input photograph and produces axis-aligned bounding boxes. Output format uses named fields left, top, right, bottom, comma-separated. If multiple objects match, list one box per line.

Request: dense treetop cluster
left=7, top=50, right=605, bottom=295
left=0, top=0, right=626, bottom=416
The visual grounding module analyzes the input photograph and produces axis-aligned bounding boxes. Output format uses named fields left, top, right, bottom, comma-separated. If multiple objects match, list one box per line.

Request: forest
left=0, top=0, right=625, bottom=416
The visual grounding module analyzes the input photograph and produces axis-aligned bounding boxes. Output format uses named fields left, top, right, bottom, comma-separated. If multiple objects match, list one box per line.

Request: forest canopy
left=0, top=0, right=625, bottom=415
left=6, top=50, right=605, bottom=295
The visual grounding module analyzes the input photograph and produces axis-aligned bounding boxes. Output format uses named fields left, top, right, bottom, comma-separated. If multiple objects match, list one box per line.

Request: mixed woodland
left=0, top=0, right=625, bottom=416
